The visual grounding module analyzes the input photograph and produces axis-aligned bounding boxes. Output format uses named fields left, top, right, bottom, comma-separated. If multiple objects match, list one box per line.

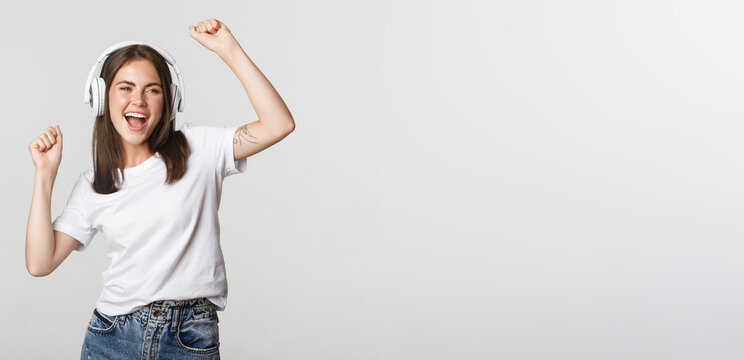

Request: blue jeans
left=81, top=298, right=221, bottom=359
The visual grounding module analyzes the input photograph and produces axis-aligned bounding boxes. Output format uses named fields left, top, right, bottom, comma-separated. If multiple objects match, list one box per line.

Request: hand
left=29, top=125, right=63, bottom=172
left=189, top=19, right=240, bottom=56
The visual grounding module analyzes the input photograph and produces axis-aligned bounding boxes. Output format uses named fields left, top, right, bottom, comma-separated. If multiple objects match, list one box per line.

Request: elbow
left=259, top=116, right=294, bottom=136
left=280, top=115, right=295, bottom=134
left=279, top=117, right=294, bottom=133
left=284, top=120, right=295, bottom=135
left=26, top=262, right=51, bottom=277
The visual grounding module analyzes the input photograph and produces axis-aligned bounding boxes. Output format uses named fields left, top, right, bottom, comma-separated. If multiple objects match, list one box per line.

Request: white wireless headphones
left=84, top=41, right=185, bottom=121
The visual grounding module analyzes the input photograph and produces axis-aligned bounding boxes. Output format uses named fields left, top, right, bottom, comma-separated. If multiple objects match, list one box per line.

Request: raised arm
left=26, top=126, right=79, bottom=277
left=189, top=18, right=295, bottom=160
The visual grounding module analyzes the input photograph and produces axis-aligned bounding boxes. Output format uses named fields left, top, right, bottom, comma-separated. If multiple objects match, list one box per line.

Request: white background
left=2, top=0, right=743, bottom=359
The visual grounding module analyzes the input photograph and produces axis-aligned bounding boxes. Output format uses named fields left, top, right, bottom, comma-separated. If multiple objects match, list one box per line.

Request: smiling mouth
left=125, top=115, right=148, bottom=131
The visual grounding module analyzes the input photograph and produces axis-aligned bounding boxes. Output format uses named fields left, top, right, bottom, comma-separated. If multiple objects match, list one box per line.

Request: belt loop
left=148, top=302, right=155, bottom=321
left=170, top=306, right=180, bottom=333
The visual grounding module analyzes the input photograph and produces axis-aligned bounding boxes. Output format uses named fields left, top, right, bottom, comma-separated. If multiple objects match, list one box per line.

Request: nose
left=131, top=91, right=146, bottom=106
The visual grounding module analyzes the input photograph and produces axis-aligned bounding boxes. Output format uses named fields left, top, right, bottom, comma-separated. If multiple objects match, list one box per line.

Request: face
left=108, top=59, right=165, bottom=150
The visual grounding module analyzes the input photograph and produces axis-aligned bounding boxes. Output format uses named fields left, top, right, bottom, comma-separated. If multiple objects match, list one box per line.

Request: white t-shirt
left=52, top=122, right=246, bottom=316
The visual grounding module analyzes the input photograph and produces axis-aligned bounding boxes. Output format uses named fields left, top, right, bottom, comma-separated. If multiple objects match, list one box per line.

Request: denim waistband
left=148, top=298, right=214, bottom=309
left=127, top=298, right=216, bottom=324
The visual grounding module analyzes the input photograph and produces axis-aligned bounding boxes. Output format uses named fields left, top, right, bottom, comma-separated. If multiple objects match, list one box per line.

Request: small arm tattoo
left=233, top=125, right=259, bottom=145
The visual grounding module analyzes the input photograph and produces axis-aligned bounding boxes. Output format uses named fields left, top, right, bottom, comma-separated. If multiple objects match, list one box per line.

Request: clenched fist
left=29, top=125, right=63, bottom=172
left=189, top=18, right=240, bottom=56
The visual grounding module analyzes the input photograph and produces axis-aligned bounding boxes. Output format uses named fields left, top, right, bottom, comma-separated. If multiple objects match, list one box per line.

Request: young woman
left=26, top=19, right=294, bottom=359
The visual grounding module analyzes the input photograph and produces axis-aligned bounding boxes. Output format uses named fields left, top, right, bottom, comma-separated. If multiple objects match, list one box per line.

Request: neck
left=122, top=144, right=155, bottom=169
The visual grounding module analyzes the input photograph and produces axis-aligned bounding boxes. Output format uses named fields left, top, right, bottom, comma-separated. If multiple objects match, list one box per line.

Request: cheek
left=153, top=96, right=164, bottom=108
left=109, top=93, right=128, bottom=107
left=151, top=98, right=165, bottom=115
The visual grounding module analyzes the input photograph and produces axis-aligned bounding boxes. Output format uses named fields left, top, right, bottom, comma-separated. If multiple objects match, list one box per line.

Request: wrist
left=217, top=42, right=245, bottom=64
left=35, top=167, right=58, bottom=181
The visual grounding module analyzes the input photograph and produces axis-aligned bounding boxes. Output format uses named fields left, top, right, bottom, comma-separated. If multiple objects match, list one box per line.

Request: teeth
left=124, top=113, right=147, bottom=119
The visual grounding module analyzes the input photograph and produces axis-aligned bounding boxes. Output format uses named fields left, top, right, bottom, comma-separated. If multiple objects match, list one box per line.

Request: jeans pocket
left=87, top=308, right=118, bottom=334
left=175, top=310, right=220, bottom=354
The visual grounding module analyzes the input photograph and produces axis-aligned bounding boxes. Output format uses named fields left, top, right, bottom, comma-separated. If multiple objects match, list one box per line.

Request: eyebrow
left=115, top=80, right=162, bottom=88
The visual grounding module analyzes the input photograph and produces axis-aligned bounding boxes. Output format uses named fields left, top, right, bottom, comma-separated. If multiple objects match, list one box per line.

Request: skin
left=108, top=59, right=165, bottom=168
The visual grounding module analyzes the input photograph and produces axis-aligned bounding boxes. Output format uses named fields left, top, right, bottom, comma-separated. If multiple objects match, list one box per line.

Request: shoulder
left=178, top=122, right=237, bottom=150
left=81, top=169, right=94, bottom=183
left=179, top=122, right=236, bottom=137
left=75, top=169, right=95, bottom=195
left=60, top=169, right=96, bottom=203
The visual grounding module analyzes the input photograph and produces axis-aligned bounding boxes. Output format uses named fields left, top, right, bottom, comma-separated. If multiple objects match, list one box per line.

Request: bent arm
left=25, top=169, right=77, bottom=276
left=220, top=45, right=295, bottom=160
left=219, top=44, right=295, bottom=135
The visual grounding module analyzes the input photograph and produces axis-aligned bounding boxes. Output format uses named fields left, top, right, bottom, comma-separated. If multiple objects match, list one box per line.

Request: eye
left=120, top=86, right=131, bottom=91
left=148, top=89, right=160, bottom=94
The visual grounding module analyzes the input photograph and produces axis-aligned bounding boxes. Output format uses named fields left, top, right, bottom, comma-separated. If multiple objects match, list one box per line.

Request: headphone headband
left=84, top=41, right=185, bottom=120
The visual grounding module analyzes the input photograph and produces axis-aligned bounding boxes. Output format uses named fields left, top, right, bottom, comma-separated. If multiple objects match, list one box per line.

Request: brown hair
left=92, top=44, right=189, bottom=194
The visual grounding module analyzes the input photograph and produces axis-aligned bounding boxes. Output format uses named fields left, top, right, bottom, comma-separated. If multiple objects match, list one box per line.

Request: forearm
left=217, top=44, right=295, bottom=132
left=25, top=169, right=57, bottom=276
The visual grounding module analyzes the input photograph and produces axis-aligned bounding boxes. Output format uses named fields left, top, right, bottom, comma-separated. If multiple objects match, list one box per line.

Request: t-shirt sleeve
left=181, top=122, right=247, bottom=178
left=52, top=173, right=98, bottom=251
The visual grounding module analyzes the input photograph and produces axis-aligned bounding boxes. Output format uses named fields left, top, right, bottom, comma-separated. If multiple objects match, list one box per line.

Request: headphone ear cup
left=91, top=77, right=106, bottom=117
left=170, top=83, right=180, bottom=121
